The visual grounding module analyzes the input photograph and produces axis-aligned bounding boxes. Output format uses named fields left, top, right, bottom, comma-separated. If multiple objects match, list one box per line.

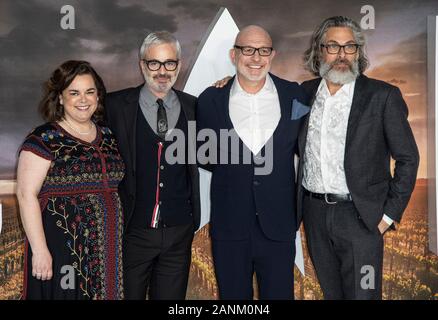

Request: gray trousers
left=302, top=193, right=384, bottom=300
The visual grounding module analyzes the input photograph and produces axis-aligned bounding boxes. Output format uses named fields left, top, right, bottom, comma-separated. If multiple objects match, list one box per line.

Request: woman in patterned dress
left=16, top=60, right=124, bottom=299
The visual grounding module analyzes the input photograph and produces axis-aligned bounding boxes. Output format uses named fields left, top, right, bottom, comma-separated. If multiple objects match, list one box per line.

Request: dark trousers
left=123, top=223, right=194, bottom=300
left=302, top=193, right=384, bottom=300
left=212, top=216, right=295, bottom=300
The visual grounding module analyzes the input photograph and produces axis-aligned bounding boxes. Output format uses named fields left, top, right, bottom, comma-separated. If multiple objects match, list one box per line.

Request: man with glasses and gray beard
left=105, top=31, right=200, bottom=299
left=296, top=16, right=419, bottom=299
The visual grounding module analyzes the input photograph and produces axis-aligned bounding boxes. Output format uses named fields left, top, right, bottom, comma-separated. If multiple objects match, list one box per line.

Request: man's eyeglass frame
left=320, top=43, right=360, bottom=55
left=142, top=59, right=179, bottom=71
left=233, top=45, right=274, bottom=56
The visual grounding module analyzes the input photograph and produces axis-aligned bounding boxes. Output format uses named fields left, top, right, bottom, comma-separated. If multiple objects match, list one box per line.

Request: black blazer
left=197, top=73, right=307, bottom=241
left=297, top=75, right=419, bottom=231
left=105, top=85, right=201, bottom=231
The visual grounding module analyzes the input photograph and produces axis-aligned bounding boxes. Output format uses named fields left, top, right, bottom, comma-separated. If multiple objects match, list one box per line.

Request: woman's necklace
left=63, top=118, right=95, bottom=135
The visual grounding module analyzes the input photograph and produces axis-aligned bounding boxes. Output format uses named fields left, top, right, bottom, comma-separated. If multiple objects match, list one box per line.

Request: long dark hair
left=39, top=60, right=106, bottom=122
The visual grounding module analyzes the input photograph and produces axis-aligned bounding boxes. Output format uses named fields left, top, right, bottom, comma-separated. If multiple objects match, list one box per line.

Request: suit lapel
left=298, top=78, right=321, bottom=155
left=269, top=74, right=293, bottom=148
left=345, top=74, right=369, bottom=148
left=216, top=77, right=235, bottom=131
left=298, top=115, right=310, bottom=155
left=306, top=81, right=320, bottom=107
left=271, top=74, right=290, bottom=124
left=123, top=85, right=142, bottom=172
left=216, top=76, right=259, bottom=158
left=174, top=89, right=193, bottom=121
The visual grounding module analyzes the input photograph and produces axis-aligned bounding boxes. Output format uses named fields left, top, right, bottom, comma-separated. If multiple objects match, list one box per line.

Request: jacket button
left=159, top=183, right=164, bottom=187
left=253, top=181, right=260, bottom=186
left=160, top=165, right=164, bottom=170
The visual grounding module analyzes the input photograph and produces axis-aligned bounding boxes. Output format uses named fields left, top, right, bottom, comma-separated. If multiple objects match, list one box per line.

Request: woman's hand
left=32, top=249, right=53, bottom=281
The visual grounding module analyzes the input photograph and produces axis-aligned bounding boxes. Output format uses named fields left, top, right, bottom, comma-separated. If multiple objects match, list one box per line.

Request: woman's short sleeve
left=19, top=125, right=55, bottom=161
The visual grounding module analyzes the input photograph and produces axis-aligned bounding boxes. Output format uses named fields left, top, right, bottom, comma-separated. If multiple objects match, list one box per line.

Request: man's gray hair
left=303, top=16, right=369, bottom=76
left=139, top=31, right=181, bottom=60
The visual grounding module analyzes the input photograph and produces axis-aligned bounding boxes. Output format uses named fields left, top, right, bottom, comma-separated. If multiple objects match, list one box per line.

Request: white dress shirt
left=302, top=79, right=393, bottom=225
left=229, top=74, right=281, bottom=155
left=303, top=79, right=355, bottom=194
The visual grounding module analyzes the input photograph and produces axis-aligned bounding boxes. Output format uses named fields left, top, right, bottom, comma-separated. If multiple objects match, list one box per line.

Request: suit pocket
left=291, top=99, right=310, bottom=120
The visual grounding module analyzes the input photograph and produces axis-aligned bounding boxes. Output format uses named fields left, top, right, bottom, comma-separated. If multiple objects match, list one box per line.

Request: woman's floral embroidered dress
left=20, top=122, right=124, bottom=300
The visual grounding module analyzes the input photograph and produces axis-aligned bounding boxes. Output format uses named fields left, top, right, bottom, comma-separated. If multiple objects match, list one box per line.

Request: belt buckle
left=324, top=193, right=337, bottom=205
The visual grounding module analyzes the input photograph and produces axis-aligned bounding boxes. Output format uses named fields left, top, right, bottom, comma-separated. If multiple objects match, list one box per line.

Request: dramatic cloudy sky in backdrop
left=1, top=0, right=437, bottom=179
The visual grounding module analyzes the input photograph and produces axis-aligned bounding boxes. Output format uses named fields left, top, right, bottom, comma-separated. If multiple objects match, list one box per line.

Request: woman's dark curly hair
left=39, top=60, right=106, bottom=122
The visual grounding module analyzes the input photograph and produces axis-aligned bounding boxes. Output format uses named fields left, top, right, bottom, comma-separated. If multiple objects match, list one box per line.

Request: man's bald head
left=235, top=25, right=273, bottom=47
left=230, top=25, right=275, bottom=93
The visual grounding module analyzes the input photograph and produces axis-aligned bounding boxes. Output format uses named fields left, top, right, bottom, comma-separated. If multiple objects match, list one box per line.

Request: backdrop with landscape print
left=0, top=0, right=437, bottom=299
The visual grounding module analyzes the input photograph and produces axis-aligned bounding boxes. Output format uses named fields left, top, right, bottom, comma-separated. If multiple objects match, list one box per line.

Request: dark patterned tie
left=156, top=98, right=168, bottom=139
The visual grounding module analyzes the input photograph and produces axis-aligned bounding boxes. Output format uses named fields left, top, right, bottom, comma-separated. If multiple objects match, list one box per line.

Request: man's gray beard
left=143, top=71, right=178, bottom=94
left=319, top=59, right=359, bottom=85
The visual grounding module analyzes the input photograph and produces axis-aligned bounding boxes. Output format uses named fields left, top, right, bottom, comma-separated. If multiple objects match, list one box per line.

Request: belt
left=304, top=189, right=352, bottom=204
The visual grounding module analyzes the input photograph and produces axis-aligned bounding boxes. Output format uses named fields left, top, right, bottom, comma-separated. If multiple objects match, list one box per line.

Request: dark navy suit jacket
left=197, top=73, right=307, bottom=242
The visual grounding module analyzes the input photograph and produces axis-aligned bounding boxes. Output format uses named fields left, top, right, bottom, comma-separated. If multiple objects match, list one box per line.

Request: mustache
left=330, top=58, right=352, bottom=67
left=153, top=74, right=172, bottom=80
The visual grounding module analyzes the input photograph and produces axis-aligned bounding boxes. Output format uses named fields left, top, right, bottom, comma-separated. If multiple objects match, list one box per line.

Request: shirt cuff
left=382, top=214, right=394, bottom=226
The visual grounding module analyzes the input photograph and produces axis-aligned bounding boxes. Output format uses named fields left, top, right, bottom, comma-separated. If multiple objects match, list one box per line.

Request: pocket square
left=291, top=99, right=310, bottom=120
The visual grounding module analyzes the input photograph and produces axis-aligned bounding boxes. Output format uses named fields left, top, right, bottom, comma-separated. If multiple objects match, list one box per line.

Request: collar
left=140, top=84, right=176, bottom=109
left=231, top=73, right=277, bottom=97
left=317, top=78, right=356, bottom=99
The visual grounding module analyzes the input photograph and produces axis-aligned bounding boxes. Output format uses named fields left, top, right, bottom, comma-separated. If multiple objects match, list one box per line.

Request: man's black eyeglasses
left=320, top=43, right=360, bottom=54
left=234, top=45, right=274, bottom=56
left=142, top=59, right=179, bottom=71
